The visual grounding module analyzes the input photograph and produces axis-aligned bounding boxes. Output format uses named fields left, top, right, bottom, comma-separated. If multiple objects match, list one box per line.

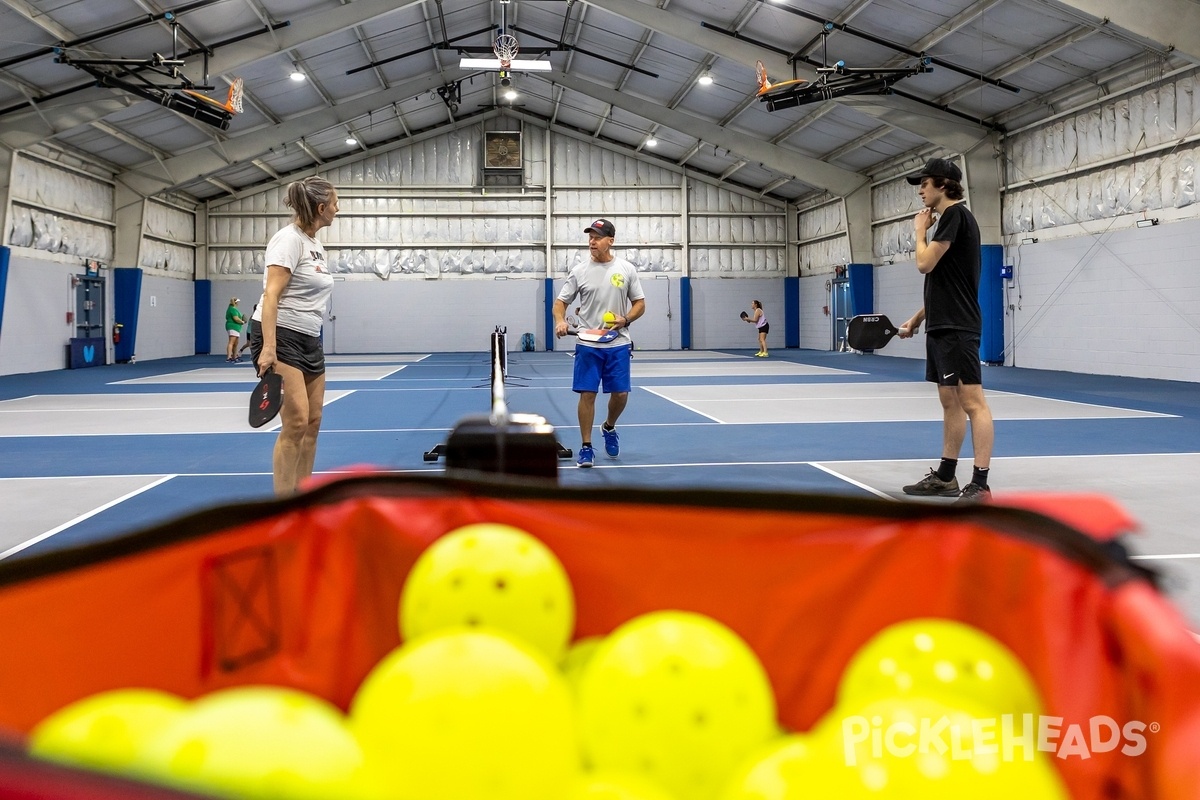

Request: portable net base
left=1, top=474, right=1199, bottom=797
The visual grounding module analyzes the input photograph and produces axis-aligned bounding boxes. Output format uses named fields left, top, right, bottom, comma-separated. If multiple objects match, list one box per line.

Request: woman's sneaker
left=577, top=445, right=595, bottom=468
left=601, top=425, right=620, bottom=458
left=902, top=469, right=960, bottom=497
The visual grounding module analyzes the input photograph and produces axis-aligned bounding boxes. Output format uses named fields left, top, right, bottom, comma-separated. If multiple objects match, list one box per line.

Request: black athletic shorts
left=925, top=329, right=981, bottom=386
left=248, top=319, right=325, bottom=376
left=758, top=323, right=770, bottom=335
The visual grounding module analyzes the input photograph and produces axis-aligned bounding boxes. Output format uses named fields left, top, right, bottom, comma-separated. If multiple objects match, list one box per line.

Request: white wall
left=1001, top=218, right=1200, bottom=381
left=0, top=252, right=87, bottom=375
left=799, top=274, right=832, bottom=350
left=131, top=274, right=194, bottom=362
left=689, top=277, right=784, bottom=350
left=872, top=261, right=927, bottom=362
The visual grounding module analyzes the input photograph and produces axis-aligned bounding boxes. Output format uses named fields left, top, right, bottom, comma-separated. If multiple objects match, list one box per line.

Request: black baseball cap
left=906, top=157, right=962, bottom=185
left=584, top=218, right=616, bottom=237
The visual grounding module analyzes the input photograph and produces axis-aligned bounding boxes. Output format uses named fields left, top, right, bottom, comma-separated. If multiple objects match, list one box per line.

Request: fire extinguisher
left=112, top=323, right=123, bottom=345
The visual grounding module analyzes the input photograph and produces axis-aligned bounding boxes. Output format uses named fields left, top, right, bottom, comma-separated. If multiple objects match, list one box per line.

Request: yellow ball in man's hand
left=603, top=312, right=617, bottom=327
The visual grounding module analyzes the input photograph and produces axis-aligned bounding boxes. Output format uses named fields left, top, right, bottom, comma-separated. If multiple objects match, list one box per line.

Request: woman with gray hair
left=248, top=176, right=339, bottom=495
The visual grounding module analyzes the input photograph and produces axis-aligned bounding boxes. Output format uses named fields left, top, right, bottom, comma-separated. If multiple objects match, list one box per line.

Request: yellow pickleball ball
left=571, top=771, right=679, bottom=800
left=29, top=689, right=188, bottom=775
left=813, top=695, right=1068, bottom=799
left=577, top=611, right=778, bottom=800
left=838, top=618, right=1045, bottom=720
left=561, top=636, right=605, bottom=692
left=350, top=629, right=580, bottom=800
left=137, top=686, right=375, bottom=800
left=400, top=522, right=575, bottom=661
left=603, top=311, right=618, bottom=327
left=719, top=734, right=853, bottom=800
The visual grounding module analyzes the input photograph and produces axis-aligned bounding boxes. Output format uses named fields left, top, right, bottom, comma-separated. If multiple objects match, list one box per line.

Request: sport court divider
left=0, top=475, right=1198, bottom=797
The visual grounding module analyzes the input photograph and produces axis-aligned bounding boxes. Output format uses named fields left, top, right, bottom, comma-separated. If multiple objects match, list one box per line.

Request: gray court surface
left=324, top=354, right=430, bottom=363
left=0, top=391, right=355, bottom=435
left=0, top=476, right=174, bottom=560
left=113, top=366, right=405, bottom=384
left=824, top=454, right=1200, bottom=626
left=626, top=350, right=753, bottom=361
left=643, top=383, right=1172, bottom=424
left=631, top=361, right=860, bottom=378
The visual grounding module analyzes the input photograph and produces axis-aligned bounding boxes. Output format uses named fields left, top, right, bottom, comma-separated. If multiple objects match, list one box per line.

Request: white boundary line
left=0, top=475, right=178, bottom=561
left=639, top=387, right=723, bottom=422
left=809, top=463, right=896, bottom=500
left=1129, top=553, right=1200, bottom=561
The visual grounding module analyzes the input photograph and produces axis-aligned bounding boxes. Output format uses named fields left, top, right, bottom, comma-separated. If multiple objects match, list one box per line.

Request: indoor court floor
left=2, top=347, right=1199, bottom=627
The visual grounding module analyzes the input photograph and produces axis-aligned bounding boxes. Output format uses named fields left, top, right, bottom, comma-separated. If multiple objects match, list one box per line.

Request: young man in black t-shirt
left=896, top=158, right=995, bottom=503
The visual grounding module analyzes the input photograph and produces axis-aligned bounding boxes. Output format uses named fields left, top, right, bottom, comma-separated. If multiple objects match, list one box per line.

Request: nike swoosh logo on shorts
left=943, top=373, right=955, bottom=380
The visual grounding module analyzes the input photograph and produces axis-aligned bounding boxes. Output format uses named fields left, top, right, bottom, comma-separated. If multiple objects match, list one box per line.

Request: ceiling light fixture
left=345, top=136, right=357, bottom=146
left=1136, top=217, right=1159, bottom=228
left=698, top=71, right=714, bottom=86
left=646, top=136, right=658, bottom=147
left=504, top=88, right=518, bottom=101
left=290, top=64, right=305, bottom=82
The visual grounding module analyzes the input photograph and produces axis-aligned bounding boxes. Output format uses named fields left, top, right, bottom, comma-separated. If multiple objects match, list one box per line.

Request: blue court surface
left=3, top=347, right=1199, bottom=625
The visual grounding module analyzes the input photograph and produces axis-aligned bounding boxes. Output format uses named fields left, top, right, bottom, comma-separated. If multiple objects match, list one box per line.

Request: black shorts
left=248, top=319, right=325, bottom=375
left=925, top=329, right=981, bottom=386
left=758, top=323, right=770, bottom=335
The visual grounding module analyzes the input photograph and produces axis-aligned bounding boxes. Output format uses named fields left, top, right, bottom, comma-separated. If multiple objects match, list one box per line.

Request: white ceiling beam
left=720, top=160, right=748, bottom=180
left=0, top=0, right=428, bottom=151
left=116, top=70, right=457, bottom=196
left=820, top=126, right=892, bottom=163
left=542, top=69, right=866, bottom=194
left=89, top=120, right=170, bottom=160
left=205, top=176, right=238, bottom=195
left=251, top=158, right=281, bottom=180
left=910, top=0, right=1008, bottom=53
left=296, top=139, right=325, bottom=165
left=759, top=176, right=791, bottom=196
left=769, top=102, right=836, bottom=145
left=1045, top=0, right=1200, bottom=62
left=937, top=22, right=1099, bottom=107
left=0, top=0, right=77, bottom=42
left=581, top=0, right=987, bottom=152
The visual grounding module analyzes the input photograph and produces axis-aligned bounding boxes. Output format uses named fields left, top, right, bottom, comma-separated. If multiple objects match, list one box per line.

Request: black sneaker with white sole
left=902, top=469, right=960, bottom=497
left=955, top=483, right=992, bottom=504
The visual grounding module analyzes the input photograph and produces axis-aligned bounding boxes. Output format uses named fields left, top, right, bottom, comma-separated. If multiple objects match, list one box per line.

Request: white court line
left=0, top=475, right=178, bottom=561
left=809, top=463, right=895, bottom=500
left=0, top=406, right=245, bottom=412
left=1129, top=554, right=1200, bottom=561
left=639, top=387, right=723, bottom=422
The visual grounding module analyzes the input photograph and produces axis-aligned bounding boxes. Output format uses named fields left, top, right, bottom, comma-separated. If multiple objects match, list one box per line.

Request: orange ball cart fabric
left=0, top=475, right=1198, bottom=798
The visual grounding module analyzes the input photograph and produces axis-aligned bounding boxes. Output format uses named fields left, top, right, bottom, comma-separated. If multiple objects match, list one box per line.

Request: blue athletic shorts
left=573, top=343, right=633, bottom=394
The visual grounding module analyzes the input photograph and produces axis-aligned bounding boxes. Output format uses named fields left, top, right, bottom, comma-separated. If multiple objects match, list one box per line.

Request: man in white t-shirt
left=553, top=219, right=646, bottom=468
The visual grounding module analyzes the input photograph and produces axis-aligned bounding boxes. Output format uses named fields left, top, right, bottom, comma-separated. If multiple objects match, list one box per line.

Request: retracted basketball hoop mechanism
left=755, top=23, right=932, bottom=112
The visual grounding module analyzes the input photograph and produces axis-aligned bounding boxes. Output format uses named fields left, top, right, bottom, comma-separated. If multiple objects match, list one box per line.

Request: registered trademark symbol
left=1149, top=722, right=1161, bottom=733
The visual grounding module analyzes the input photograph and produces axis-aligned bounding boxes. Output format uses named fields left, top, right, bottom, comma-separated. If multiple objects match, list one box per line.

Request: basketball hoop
left=493, top=33, right=519, bottom=70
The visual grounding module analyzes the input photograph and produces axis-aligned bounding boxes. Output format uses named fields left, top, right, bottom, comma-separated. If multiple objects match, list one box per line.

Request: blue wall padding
left=0, top=247, right=10, bottom=346
left=979, top=245, right=1003, bottom=363
left=847, top=263, right=874, bottom=316
left=680, top=277, right=692, bottom=350
left=113, top=268, right=143, bottom=363
left=784, top=276, right=799, bottom=348
left=544, top=278, right=555, bottom=352
left=194, top=279, right=211, bottom=355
